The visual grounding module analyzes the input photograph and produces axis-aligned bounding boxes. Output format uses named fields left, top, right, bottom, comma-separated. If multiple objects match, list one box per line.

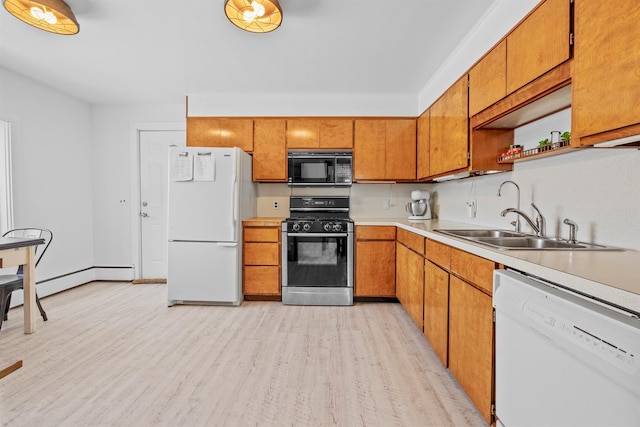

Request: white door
left=139, top=130, right=185, bottom=279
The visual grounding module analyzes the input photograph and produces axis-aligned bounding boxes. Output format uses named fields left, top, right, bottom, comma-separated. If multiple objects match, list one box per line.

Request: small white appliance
left=167, top=146, right=255, bottom=306
left=405, top=190, right=432, bottom=220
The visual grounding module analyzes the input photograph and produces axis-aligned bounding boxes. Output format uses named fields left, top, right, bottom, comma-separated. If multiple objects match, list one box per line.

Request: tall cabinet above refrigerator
left=167, top=146, right=255, bottom=306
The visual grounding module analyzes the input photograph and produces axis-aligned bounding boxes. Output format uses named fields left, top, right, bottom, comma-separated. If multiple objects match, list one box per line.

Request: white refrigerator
left=167, top=146, right=255, bottom=306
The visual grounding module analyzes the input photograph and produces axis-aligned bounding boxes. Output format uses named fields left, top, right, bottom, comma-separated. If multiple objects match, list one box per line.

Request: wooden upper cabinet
left=354, top=119, right=416, bottom=181
left=506, top=0, right=571, bottom=94
left=386, top=119, right=417, bottom=181
left=286, top=119, right=318, bottom=149
left=187, top=117, right=253, bottom=152
left=252, top=119, right=287, bottom=182
left=429, top=76, right=469, bottom=177
left=417, top=109, right=430, bottom=180
left=354, top=120, right=386, bottom=180
left=287, top=118, right=353, bottom=149
left=572, top=0, right=640, bottom=146
left=469, top=39, right=507, bottom=117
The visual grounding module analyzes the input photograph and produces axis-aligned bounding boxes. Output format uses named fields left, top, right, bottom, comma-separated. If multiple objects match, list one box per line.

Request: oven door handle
left=287, top=232, right=349, bottom=237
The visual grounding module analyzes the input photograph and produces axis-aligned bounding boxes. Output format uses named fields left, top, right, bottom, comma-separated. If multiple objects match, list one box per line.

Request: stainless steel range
left=281, top=196, right=353, bottom=306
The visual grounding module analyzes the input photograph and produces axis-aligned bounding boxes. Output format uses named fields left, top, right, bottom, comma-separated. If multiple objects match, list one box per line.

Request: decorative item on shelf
left=3, top=0, right=79, bottom=35
left=224, top=0, right=282, bottom=33
left=498, top=144, right=523, bottom=161
left=538, top=138, right=552, bottom=153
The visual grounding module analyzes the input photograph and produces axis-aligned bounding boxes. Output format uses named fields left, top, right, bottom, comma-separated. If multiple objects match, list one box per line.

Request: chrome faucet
left=497, top=180, right=521, bottom=232
left=500, top=203, right=546, bottom=237
left=563, top=218, right=578, bottom=243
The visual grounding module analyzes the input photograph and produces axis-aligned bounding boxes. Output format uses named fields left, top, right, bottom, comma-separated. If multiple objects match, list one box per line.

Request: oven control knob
left=323, top=223, right=332, bottom=232
left=292, top=222, right=301, bottom=231
left=333, top=223, right=343, bottom=232
left=303, top=223, right=311, bottom=232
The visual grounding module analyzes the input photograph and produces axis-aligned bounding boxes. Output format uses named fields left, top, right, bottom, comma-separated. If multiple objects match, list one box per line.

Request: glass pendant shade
left=3, top=0, right=79, bottom=35
left=224, top=0, right=282, bottom=33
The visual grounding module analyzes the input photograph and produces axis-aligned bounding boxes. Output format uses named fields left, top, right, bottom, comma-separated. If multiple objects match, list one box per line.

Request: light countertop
left=354, top=217, right=640, bottom=314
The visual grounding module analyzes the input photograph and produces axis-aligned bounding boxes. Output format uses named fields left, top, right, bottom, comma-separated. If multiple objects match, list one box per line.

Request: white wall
left=0, top=66, right=95, bottom=297
left=90, top=104, right=185, bottom=271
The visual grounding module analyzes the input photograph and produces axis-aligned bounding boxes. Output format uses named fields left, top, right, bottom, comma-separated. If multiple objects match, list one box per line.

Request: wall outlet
left=273, top=200, right=279, bottom=210
left=383, top=199, right=390, bottom=210
left=467, top=200, right=477, bottom=218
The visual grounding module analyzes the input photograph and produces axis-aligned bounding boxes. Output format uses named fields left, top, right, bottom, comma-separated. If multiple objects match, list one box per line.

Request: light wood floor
left=0, top=282, right=486, bottom=426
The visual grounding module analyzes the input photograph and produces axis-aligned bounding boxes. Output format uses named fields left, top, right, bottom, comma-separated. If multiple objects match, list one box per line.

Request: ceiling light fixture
left=3, top=0, right=79, bottom=35
left=224, top=0, right=282, bottom=33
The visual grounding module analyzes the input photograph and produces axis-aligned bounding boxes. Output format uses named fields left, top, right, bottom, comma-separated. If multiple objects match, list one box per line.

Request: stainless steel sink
left=436, top=229, right=526, bottom=239
left=434, top=229, right=622, bottom=251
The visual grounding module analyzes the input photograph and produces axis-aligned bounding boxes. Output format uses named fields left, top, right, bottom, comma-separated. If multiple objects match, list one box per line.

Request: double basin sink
left=435, top=229, right=622, bottom=251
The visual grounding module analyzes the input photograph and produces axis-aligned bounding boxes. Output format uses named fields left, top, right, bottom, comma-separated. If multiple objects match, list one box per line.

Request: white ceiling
left=0, top=0, right=496, bottom=105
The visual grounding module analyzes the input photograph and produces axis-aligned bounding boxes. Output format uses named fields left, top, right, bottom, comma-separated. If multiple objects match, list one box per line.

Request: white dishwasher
left=493, top=269, right=640, bottom=427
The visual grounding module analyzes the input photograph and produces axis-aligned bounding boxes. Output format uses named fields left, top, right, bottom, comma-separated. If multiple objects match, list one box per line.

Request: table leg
left=22, top=246, right=37, bottom=334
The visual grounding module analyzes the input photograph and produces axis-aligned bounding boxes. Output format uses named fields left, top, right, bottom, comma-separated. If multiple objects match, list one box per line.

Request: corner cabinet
left=354, top=226, right=396, bottom=297
left=572, top=0, right=640, bottom=146
left=242, top=219, right=283, bottom=299
left=395, top=228, right=425, bottom=330
left=252, top=119, right=287, bottom=182
left=354, top=119, right=416, bottom=181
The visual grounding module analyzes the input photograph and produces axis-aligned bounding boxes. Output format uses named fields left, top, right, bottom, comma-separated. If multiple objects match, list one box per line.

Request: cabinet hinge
left=491, top=403, right=496, bottom=416
left=493, top=309, right=496, bottom=323
left=467, top=152, right=471, bottom=161
left=569, top=32, right=575, bottom=46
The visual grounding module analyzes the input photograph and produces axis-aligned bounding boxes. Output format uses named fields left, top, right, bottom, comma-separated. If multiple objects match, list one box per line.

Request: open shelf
left=498, top=139, right=572, bottom=163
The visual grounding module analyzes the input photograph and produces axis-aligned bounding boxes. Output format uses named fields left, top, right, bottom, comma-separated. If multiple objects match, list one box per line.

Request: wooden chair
left=0, top=228, right=53, bottom=332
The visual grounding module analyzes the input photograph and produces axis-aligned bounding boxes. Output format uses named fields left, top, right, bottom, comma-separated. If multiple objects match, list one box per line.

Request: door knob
left=142, top=201, right=148, bottom=207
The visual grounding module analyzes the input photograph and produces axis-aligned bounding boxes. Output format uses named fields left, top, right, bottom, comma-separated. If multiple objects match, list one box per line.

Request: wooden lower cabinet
left=242, top=221, right=282, bottom=297
left=355, top=226, right=396, bottom=297
left=395, top=241, right=424, bottom=330
left=423, top=260, right=449, bottom=367
left=423, top=238, right=497, bottom=424
left=448, top=275, right=494, bottom=424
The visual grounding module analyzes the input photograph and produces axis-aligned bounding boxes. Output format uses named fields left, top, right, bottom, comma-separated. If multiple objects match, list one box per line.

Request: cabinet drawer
left=244, top=266, right=280, bottom=295
left=426, top=239, right=451, bottom=270
left=356, top=226, right=396, bottom=241
left=244, top=227, right=280, bottom=243
left=397, top=228, right=425, bottom=255
left=450, top=248, right=497, bottom=295
left=244, top=243, right=280, bottom=265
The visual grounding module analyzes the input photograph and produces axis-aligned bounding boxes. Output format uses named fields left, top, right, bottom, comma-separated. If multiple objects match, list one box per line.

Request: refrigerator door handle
left=217, top=242, right=238, bottom=247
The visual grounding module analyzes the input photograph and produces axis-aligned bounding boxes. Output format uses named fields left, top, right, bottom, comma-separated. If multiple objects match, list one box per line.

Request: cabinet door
left=319, top=119, right=353, bottom=149
left=187, top=117, right=253, bottom=152
left=244, top=266, right=280, bottom=295
left=506, top=0, right=570, bottom=94
left=354, top=120, right=386, bottom=180
left=448, top=276, right=494, bottom=424
left=355, top=240, right=395, bottom=297
left=286, top=119, right=319, bottom=149
left=424, top=260, right=449, bottom=367
left=253, top=119, right=287, bottom=182
left=469, top=40, right=506, bottom=116
left=396, top=243, right=424, bottom=330
left=385, top=119, right=416, bottom=181
left=429, top=76, right=469, bottom=177
left=416, top=110, right=430, bottom=180
left=572, top=0, right=640, bottom=145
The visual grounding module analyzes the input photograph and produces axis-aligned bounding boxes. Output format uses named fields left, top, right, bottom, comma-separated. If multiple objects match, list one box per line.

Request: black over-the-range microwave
left=287, top=151, right=352, bottom=186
